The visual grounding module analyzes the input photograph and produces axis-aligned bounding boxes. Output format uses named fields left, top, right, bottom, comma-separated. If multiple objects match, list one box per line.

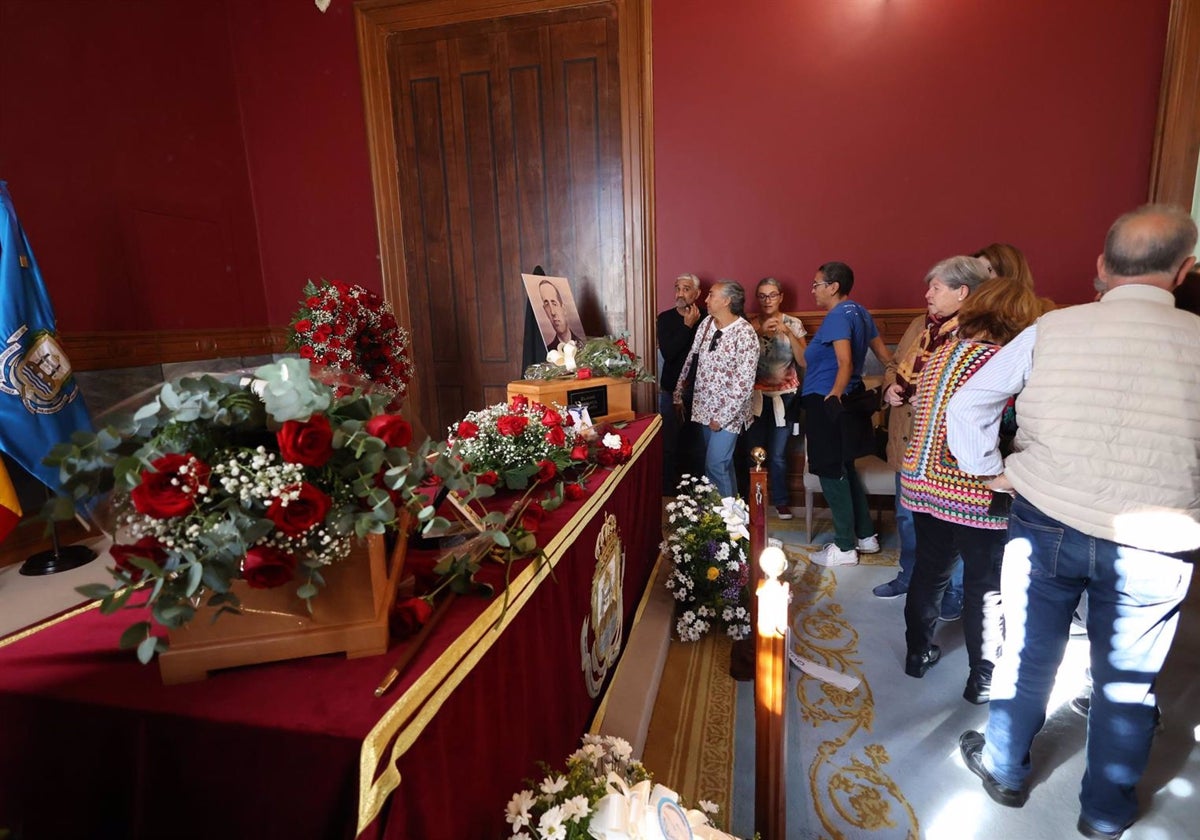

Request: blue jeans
left=982, top=496, right=1193, bottom=832
left=894, top=472, right=963, bottom=596
left=701, top=425, right=739, bottom=498
left=745, top=393, right=795, bottom=506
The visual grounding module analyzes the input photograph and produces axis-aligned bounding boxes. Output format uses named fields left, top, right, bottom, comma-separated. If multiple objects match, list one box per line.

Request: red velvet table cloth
left=0, top=416, right=661, bottom=840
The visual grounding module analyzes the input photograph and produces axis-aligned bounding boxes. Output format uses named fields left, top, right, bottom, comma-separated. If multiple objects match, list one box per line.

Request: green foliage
left=55, top=359, right=460, bottom=664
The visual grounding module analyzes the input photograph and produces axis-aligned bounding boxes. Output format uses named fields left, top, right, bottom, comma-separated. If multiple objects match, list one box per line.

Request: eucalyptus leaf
left=296, top=581, right=318, bottom=600
left=136, top=634, right=160, bottom=664
left=185, top=561, right=204, bottom=597
left=118, top=621, right=151, bottom=650
left=76, top=583, right=113, bottom=601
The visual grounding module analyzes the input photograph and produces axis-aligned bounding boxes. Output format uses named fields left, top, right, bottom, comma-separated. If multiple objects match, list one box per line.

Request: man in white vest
left=945, top=204, right=1200, bottom=840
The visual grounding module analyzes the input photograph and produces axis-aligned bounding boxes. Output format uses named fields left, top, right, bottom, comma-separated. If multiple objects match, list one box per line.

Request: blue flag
left=0, top=181, right=93, bottom=494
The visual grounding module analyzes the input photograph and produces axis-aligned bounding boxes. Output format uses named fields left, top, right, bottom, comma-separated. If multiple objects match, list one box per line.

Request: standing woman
left=899, top=277, right=1042, bottom=701
left=747, top=277, right=807, bottom=518
left=674, top=281, right=760, bottom=498
left=802, top=262, right=893, bottom=567
left=874, top=256, right=991, bottom=614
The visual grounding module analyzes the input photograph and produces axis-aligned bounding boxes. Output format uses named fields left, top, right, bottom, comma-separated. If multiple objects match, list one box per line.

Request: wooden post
left=750, top=446, right=787, bottom=840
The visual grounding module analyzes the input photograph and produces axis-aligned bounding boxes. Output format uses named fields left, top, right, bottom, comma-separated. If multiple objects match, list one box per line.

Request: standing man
left=657, top=273, right=705, bottom=493
left=948, top=204, right=1200, bottom=840
left=539, top=278, right=585, bottom=348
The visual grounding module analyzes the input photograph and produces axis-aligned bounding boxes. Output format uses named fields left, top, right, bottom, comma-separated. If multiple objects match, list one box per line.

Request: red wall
left=225, top=0, right=383, bottom=324
left=0, top=0, right=1175, bottom=333
left=653, top=0, right=1171, bottom=310
left=0, top=0, right=267, bottom=330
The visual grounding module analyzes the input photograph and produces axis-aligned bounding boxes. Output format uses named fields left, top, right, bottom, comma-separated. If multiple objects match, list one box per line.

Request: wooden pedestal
left=158, top=532, right=405, bottom=684
left=506, top=376, right=634, bottom=424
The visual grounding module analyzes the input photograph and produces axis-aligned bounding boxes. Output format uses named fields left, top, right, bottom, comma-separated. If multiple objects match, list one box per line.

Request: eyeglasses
left=709, top=329, right=724, bottom=352
left=811, top=281, right=832, bottom=290
left=756, top=292, right=781, bottom=301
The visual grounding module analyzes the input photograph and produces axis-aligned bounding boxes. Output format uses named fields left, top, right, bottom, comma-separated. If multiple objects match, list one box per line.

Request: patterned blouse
left=682, top=316, right=760, bottom=432
left=900, top=339, right=1007, bottom=529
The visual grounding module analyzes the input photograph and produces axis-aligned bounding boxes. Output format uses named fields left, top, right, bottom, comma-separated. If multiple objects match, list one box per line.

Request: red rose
left=619, top=437, right=634, bottom=459
left=521, top=502, right=545, bottom=532
left=509, top=394, right=530, bottom=410
left=456, top=420, right=479, bottom=439
left=477, top=471, right=499, bottom=486
left=624, top=370, right=636, bottom=378
left=299, top=345, right=315, bottom=359
left=294, top=318, right=312, bottom=332
left=366, top=414, right=413, bottom=449
left=108, top=536, right=168, bottom=582
left=544, top=425, right=566, bottom=446
left=306, top=295, right=321, bottom=307
left=564, top=483, right=586, bottom=501
left=496, top=414, right=529, bottom=436
left=570, top=444, right=589, bottom=461
left=277, top=414, right=334, bottom=467
left=576, top=368, right=593, bottom=379
left=266, top=482, right=332, bottom=536
left=130, top=453, right=209, bottom=519
left=389, top=596, right=434, bottom=640
left=531, top=401, right=546, bottom=414
left=541, top=408, right=563, bottom=427
left=596, top=447, right=618, bottom=467
left=535, top=459, right=557, bottom=483
left=241, top=546, right=297, bottom=589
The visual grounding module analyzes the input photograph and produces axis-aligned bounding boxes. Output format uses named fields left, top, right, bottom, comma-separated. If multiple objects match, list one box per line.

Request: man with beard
left=657, top=273, right=706, bottom=493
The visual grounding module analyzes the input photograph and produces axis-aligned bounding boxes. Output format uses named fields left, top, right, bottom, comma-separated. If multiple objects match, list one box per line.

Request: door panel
left=388, top=5, right=624, bottom=434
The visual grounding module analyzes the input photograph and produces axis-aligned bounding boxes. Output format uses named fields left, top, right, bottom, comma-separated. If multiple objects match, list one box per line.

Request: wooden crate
left=158, top=531, right=405, bottom=684
left=506, top=376, right=634, bottom=424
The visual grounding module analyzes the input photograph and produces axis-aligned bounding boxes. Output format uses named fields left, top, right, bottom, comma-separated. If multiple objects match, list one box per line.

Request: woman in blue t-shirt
left=802, top=261, right=893, bottom=567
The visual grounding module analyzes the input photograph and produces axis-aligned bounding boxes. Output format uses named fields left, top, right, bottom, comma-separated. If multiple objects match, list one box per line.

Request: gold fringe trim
left=356, top=415, right=662, bottom=835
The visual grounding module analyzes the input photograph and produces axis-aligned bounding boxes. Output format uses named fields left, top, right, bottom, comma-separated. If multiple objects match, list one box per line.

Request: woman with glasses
left=746, top=277, right=807, bottom=518
left=673, top=280, right=759, bottom=498
left=803, top=262, right=893, bottom=567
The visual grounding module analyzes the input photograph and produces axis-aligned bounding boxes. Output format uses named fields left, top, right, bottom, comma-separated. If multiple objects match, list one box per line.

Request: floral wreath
left=288, top=278, right=413, bottom=406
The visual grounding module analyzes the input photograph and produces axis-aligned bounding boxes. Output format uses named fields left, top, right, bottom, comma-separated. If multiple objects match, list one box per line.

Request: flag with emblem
left=0, top=181, right=93, bottom=518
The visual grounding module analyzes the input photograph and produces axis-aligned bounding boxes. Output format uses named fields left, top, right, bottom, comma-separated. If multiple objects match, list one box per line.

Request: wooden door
left=384, top=5, right=626, bottom=435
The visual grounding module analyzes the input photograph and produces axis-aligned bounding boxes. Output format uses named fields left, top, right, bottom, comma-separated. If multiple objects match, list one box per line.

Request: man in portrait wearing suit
left=539, top=278, right=585, bottom=348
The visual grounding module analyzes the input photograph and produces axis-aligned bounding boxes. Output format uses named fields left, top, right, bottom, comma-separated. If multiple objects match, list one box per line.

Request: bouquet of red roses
left=45, top=358, right=443, bottom=663
left=288, top=278, right=413, bottom=407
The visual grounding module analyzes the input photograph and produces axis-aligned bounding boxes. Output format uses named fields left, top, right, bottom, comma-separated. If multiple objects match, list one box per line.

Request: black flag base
left=20, top=543, right=97, bottom=576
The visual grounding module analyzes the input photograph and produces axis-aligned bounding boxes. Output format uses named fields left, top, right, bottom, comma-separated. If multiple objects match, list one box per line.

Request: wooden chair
left=802, top=454, right=896, bottom=543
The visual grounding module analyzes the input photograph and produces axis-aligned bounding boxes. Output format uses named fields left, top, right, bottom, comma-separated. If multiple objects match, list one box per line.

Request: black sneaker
left=958, top=731, right=1028, bottom=807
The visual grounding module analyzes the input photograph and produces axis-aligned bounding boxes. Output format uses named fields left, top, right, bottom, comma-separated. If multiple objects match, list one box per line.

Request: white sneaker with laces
left=856, top=534, right=880, bottom=554
left=810, top=543, right=858, bottom=567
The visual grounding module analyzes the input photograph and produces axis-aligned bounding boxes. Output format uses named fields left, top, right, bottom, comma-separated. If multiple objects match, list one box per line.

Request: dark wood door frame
left=355, top=0, right=655, bottom=427
left=1150, top=0, right=1200, bottom=208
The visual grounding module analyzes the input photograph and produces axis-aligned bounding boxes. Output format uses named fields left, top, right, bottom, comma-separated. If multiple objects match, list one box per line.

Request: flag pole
left=19, top=487, right=95, bottom=576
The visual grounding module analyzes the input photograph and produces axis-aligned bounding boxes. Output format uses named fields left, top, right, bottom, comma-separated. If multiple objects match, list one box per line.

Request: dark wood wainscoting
left=62, top=326, right=289, bottom=372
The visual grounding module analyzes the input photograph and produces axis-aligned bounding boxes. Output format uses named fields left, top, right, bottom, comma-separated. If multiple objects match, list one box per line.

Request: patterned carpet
left=644, top=508, right=1200, bottom=840
left=641, top=631, right=739, bottom=829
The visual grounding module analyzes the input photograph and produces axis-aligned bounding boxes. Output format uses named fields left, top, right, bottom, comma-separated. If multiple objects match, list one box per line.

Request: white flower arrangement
left=661, top=475, right=752, bottom=642
left=505, top=734, right=741, bottom=839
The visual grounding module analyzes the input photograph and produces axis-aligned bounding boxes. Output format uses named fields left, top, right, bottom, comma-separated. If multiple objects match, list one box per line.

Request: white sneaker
left=810, top=543, right=858, bottom=567
left=856, top=534, right=880, bottom=554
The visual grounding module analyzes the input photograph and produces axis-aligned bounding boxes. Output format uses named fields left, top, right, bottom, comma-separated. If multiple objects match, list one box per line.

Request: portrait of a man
left=522, top=273, right=587, bottom=350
